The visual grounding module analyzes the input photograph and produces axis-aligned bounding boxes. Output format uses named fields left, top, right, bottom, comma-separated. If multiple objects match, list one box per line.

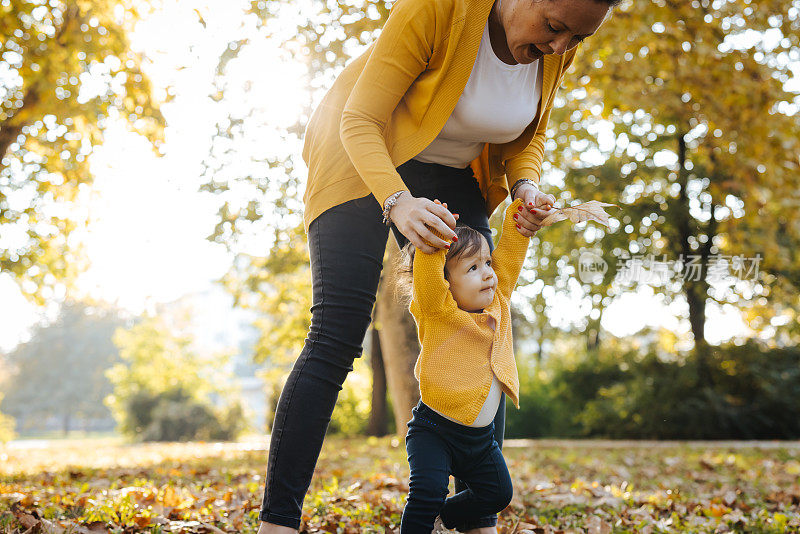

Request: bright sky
left=0, top=0, right=765, bottom=353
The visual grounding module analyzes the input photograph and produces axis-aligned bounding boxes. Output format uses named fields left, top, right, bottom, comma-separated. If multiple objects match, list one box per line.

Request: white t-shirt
left=413, top=17, right=542, bottom=169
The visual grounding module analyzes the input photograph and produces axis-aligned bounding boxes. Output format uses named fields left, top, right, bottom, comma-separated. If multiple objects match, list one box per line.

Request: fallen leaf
left=198, top=522, right=228, bottom=533
left=585, top=515, right=612, bottom=534
left=72, top=521, right=110, bottom=534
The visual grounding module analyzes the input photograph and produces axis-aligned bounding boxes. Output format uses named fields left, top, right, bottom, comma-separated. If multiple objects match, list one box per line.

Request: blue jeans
left=401, top=401, right=513, bottom=533
left=259, top=159, right=506, bottom=530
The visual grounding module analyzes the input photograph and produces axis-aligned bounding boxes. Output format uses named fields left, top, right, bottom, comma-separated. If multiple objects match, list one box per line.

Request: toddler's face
left=445, top=239, right=497, bottom=313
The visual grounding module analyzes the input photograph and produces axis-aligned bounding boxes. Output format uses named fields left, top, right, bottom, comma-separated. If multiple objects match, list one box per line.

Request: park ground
left=1, top=436, right=799, bottom=533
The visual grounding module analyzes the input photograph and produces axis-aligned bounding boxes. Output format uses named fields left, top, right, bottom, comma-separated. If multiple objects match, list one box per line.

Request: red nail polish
left=516, top=224, right=520, bottom=229
left=445, top=244, right=450, bottom=248
left=513, top=214, right=518, bottom=220
left=517, top=206, right=523, bottom=211
left=452, top=236, right=458, bottom=241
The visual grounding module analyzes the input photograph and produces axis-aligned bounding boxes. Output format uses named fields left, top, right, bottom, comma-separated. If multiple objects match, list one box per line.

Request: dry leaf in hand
left=540, top=200, right=618, bottom=228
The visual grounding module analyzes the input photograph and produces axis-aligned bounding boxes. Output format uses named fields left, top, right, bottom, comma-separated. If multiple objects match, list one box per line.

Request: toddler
left=395, top=196, right=534, bottom=533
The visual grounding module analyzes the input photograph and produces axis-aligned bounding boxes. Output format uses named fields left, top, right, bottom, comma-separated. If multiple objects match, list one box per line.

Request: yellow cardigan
left=300, top=0, right=579, bottom=233
left=409, top=198, right=529, bottom=425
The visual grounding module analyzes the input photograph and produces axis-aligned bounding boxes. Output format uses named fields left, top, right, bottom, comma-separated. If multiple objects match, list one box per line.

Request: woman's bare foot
left=256, top=522, right=297, bottom=534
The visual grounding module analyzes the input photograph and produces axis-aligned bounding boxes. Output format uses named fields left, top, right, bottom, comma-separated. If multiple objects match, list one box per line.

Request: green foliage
left=508, top=339, right=800, bottom=439
left=125, top=387, right=247, bottom=442
left=244, top=224, right=312, bottom=371
left=1, top=0, right=164, bottom=303
left=327, top=358, right=372, bottom=436
left=106, top=312, right=246, bottom=440
left=504, top=356, right=561, bottom=439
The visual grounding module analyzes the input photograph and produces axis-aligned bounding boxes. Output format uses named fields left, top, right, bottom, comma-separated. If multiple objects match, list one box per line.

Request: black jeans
left=259, top=159, right=506, bottom=530
left=401, top=401, right=513, bottom=533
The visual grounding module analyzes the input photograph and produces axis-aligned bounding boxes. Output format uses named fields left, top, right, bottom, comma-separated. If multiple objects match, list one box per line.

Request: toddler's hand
left=433, top=199, right=459, bottom=221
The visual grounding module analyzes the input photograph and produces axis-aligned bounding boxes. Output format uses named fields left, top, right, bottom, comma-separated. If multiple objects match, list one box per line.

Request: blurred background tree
left=0, top=299, right=125, bottom=435
left=0, top=0, right=164, bottom=304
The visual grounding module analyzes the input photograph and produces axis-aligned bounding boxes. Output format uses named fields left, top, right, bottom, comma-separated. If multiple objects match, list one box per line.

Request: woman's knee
left=291, top=333, right=361, bottom=388
left=307, top=300, right=374, bottom=356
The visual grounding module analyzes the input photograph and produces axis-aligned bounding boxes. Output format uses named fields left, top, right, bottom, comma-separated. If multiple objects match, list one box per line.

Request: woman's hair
left=392, top=224, right=489, bottom=307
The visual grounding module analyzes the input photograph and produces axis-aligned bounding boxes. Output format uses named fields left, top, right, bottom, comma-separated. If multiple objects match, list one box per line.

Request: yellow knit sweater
left=300, top=0, right=579, bottom=233
left=409, top=197, right=530, bottom=425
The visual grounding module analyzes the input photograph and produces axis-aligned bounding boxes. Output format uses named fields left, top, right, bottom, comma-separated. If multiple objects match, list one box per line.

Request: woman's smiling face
left=495, top=0, right=611, bottom=64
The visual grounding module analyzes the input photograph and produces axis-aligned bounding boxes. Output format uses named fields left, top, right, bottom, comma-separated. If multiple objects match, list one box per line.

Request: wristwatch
left=510, top=179, right=539, bottom=200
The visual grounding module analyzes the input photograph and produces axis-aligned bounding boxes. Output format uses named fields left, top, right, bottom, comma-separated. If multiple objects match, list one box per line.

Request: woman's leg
left=395, top=159, right=507, bottom=531
left=259, top=194, right=389, bottom=529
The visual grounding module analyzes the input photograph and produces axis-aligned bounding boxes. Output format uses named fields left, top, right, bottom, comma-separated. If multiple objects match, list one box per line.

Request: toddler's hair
left=392, top=224, right=490, bottom=307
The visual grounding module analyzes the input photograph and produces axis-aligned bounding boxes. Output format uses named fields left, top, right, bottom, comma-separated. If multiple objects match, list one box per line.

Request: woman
left=259, top=0, right=618, bottom=532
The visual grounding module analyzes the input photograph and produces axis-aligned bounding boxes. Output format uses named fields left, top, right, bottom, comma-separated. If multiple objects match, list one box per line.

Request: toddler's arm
left=492, top=197, right=532, bottom=297
left=410, top=229, right=458, bottom=317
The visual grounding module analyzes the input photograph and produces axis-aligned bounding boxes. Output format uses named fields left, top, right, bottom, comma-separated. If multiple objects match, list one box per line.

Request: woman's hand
left=513, top=183, right=557, bottom=237
left=390, top=192, right=459, bottom=253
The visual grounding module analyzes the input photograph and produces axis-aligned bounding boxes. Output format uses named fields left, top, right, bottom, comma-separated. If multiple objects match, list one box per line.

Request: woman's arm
left=339, top=0, right=439, bottom=210
left=503, top=47, right=579, bottom=191
left=492, top=197, right=532, bottom=298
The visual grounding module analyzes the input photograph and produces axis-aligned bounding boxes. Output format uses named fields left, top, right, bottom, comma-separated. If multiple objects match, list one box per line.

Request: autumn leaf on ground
left=540, top=201, right=619, bottom=228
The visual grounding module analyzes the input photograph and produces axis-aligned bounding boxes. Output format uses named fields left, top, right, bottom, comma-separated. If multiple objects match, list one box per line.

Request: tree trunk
left=0, top=122, right=24, bottom=166
left=586, top=316, right=602, bottom=353
left=535, top=331, right=545, bottom=367
left=675, top=133, right=711, bottom=385
left=366, top=324, right=389, bottom=436
left=376, top=237, right=421, bottom=438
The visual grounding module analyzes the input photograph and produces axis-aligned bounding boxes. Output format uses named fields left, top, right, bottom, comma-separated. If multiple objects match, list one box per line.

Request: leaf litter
left=1, top=437, right=798, bottom=533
